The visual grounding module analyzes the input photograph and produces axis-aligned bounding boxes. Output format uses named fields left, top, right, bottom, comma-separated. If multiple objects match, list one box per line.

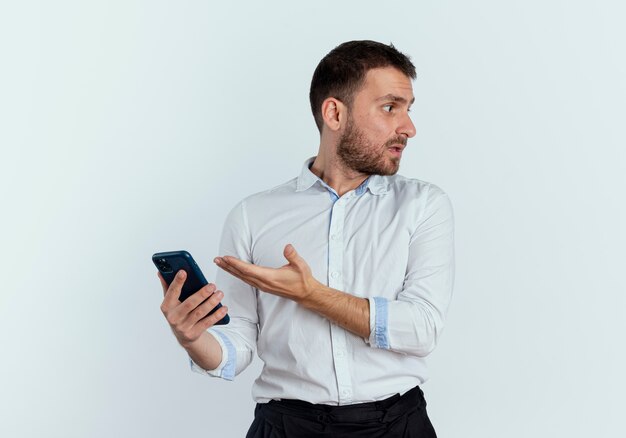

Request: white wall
left=1, top=1, right=624, bottom=437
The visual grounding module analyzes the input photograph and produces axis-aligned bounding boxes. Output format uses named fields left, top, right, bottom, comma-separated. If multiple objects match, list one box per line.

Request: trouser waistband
left=263, top=386, right=425, bottom=424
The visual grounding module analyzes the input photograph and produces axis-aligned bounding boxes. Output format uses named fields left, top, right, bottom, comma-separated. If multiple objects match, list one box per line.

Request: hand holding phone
left=155, top=251, right=229, bottom=347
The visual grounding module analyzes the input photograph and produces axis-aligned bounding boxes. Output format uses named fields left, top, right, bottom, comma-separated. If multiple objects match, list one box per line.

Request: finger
left=220, top=264, right=266, bottom=291
left=179, top=282, right=217, bottom=315
left=216, top=257, right=246, bottom=279
left=215, top=259, right=257, bottom=285
left=162, top=270, right=186, bottom=309
left=216, top=259, right=246, bottom=278
left=198, top=305, right=229, bottom=331
left=217, top=256, right=273, bottom=281
left=217, top=256, right=257, bottom=276
left=185, top=289, right=224, bottom=326
left=283, top=244, right=296, bottom=260
left=283, top=244, right=306, bottom=269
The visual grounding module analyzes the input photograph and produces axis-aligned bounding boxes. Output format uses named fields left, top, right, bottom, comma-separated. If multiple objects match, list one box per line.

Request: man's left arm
left=214, top=185, right=454, bottom=357
left=214, top=242, right=370, bottom=336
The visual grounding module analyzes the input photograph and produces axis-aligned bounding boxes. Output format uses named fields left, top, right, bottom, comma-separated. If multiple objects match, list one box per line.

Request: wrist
left=180, top=333, right=206, bottom=352
left=298, top=280, right=327, bottom=309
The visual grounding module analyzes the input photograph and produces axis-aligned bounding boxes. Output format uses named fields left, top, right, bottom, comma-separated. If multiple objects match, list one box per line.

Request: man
left=159, top=40, right=455, bottom=437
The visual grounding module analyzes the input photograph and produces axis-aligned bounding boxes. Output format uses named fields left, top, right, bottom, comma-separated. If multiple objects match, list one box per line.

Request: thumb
left=283, top=244, right=301, bottom=264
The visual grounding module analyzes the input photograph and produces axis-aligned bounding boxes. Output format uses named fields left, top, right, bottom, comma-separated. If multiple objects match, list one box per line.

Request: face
left=336, top=67, right=416, bottom=176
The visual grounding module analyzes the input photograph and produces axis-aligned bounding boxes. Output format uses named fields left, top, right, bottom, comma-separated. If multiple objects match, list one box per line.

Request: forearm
left=299, top=282, right=370, bottom=338
left=181, top=331, right=224, bottom=371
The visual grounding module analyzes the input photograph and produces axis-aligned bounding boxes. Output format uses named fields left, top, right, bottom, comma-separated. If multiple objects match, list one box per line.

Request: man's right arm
left=158, top=201, right=259, bottom=379
left=159, top=270, right=228, bottom=371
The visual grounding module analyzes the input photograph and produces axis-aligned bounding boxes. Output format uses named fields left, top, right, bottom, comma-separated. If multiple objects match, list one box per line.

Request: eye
left=382, top=104, right=393, bottom=113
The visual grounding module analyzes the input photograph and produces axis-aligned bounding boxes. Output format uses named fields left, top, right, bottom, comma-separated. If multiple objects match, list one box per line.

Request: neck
left=310, top=149, right=369, bottom=197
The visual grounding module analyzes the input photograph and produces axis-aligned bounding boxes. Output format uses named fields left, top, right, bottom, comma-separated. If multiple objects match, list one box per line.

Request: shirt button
left=331, top=234, right=338, bottom=240
left=336, top=350, right=344, bottom=357
left=341, top=389, right=351, bottom=396
left=331, top=271, right=340, bottom=278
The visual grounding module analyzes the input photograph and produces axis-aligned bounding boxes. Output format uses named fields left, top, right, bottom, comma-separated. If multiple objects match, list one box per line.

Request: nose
left=397, top=112, right=416, bottom=138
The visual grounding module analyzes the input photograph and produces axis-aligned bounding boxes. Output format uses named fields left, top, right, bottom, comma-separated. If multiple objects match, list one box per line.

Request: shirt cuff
left=368, top=297, right=390, bottom=349
left=189, top=330, right=236, bottom=381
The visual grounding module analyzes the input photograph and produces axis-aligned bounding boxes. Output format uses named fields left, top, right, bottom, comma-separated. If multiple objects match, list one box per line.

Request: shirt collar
left=296, top=156, right=389, bottom=196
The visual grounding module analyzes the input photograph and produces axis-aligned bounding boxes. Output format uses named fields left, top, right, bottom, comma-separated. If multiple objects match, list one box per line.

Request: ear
left=321, top=97, right=346, bottom=132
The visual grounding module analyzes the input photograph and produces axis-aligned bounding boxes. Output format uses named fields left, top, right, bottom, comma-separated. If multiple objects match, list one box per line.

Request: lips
left=388, top=145, right=405, bottom=153
left=388, top=147, right=403, bottom=157
left=385, top=137, right=407, bottom=157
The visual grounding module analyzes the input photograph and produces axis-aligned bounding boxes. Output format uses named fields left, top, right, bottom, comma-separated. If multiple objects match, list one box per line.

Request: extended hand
left=214, top=244, right=321, bottom=302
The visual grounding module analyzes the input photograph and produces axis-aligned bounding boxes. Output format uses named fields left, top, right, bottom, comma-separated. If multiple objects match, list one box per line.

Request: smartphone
left=152, top=250, right=230, bottom=325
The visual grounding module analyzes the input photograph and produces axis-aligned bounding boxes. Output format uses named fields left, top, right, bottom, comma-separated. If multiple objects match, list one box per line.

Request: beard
left=336, top=116, right=407, bottom=176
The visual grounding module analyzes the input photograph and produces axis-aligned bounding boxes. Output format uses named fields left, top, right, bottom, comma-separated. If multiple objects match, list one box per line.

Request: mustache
left=384, top=136, right=408, bottom=148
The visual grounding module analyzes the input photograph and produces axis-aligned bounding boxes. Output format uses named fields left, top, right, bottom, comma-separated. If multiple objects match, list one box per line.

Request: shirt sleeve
left=368, top=184, right=455, bottom=357
left=192, top=200, right=258, bottom=378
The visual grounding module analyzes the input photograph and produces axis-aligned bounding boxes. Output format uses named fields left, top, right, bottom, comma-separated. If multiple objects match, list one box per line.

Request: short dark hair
left=309, top=40, right=416, bottom=133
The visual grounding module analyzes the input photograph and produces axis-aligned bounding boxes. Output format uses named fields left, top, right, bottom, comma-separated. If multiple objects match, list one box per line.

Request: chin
left=376, top=164, right=400, bottom=176
left=381, top=159, right=401, bottom=176
left=353, top=156, right=401, bottom=176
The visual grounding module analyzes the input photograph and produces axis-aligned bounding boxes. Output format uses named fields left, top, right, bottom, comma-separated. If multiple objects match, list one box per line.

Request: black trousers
left=246, top=386, right=437, bottom=438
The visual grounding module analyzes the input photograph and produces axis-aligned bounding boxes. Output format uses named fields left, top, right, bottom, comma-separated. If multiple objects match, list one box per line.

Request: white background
left=1, top=1, right=625, bottom=437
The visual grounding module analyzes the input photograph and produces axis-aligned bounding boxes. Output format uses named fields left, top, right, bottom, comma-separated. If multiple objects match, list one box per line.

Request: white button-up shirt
left=193, top=156, right=455, bottom=406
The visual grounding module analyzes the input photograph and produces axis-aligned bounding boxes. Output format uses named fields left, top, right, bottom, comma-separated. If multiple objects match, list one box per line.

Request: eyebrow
left=376, top=94, right=415, bottom=105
